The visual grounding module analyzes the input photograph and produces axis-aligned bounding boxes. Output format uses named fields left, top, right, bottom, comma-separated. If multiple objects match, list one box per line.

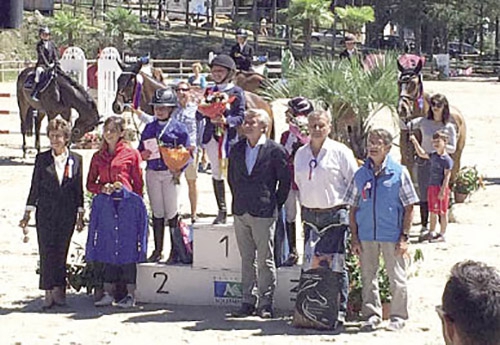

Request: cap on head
left=150, top=88, right=178, bottom=107
left=288, top=97, right=314, bottom=116
left=344, top=34, right=356, bottom=43
left=209, top=54, right=237, bottom=71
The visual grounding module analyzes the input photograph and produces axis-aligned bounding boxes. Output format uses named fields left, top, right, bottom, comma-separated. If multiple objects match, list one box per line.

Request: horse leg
left=35, top=111, right=45, bottom=153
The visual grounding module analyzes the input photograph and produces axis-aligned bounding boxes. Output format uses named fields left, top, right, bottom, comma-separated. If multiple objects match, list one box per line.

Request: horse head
left=112, top=60, right=143, bottom=114
left=397, top=58, right=423, bottom=121
left=71, top=98, right=102, bottom=143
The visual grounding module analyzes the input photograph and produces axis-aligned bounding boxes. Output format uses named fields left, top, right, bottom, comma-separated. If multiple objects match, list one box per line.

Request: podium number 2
left=153, top=272, right=169, bottom=294
left=219, top=235, right=229, bottom=258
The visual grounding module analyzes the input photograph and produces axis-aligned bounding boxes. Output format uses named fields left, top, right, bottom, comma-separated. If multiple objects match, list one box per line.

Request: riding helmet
left=288, top=97, right=314, bottom=116
left=150, top=88, right=178, bottom=107
left=209, top=54, right=236, bottom=71
left=39, top=26, right=50, bottom=35
left=236, top=28, right=248, bottom=38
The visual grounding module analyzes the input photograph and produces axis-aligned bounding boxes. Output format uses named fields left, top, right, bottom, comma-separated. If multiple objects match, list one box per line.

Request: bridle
left=116, top=70, right=138, bottom=104
left=397, top=71, right=423, bottom=121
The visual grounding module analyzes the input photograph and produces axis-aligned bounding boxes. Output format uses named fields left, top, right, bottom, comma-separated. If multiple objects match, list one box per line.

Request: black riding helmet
left=150, top=88, right=178, bottom=107
left=39, top=26, right=50, bottom=35
left=288, top=97, right=314, bottom=116
left=236, top=28, right=248, bottom=38
left=209, top=54, right=236, bottom=71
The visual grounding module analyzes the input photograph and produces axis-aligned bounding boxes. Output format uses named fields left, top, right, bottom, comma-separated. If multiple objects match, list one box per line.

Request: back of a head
left=442, top=260, right=500, bottom=345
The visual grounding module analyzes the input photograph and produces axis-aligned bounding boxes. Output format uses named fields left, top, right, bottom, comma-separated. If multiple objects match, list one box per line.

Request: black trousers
left=36, top=223, right=74, bottom=290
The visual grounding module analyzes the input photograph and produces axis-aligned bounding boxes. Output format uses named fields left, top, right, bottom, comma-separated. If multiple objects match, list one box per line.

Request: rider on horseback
left=32, top=26, right=59, bottom=102
left=230, top=28, right=254, bottom=72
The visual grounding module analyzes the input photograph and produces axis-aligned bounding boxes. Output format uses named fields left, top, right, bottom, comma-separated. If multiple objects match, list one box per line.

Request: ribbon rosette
left=197, top=91, right=236, bottom=120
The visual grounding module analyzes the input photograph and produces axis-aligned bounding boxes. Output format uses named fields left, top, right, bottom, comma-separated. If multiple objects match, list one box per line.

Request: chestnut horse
left=17, top=67, right=101, bottom=157
left=234, top=71, right=266, bottom=93
left=112, top=61, right=275, bottom=139
left=397, top=58, right=466, bottom=182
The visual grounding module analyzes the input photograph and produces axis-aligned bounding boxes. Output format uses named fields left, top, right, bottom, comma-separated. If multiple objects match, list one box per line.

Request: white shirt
left=294, top=138, right=358, bottom=209
left=52, top=148, right=69, bottom=186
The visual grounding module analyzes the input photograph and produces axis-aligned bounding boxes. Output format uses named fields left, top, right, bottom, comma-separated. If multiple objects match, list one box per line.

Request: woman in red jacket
left=86, top=116, right=143, bottom=305
left=87, top=116, right=143, bottom=196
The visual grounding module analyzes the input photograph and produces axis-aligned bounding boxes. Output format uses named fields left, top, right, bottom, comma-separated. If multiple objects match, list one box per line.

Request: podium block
left=136, top=263, right=301, bottom=310
left=192, top=221, right=241, bottom=270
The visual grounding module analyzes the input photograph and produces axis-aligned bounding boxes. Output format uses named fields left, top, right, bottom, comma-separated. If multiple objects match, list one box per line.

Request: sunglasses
left=177, top=87, right=190, bottom=92
left=431, top=101, right=443, bottom=108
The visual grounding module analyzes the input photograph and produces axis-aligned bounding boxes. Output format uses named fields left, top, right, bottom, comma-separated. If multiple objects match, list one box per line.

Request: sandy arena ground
left=0, top=80, right=499, bottom=345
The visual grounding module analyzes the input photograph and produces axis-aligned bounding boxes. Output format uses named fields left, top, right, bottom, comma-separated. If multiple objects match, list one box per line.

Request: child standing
left=410, top=130, right=453, bottom=242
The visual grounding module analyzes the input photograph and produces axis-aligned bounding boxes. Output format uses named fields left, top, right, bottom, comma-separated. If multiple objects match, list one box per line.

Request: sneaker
left=116, top=295, right=136, bottom=309
left=360, top=315, right=382, bottom=332
left=94, top=293, right=114, bottom=307
left=337, top=310, right=347, bottom=326
left=230, top=303, right=256, bottom=318
left=386, top=317, right=405, bottom=331
left=430, top=233, right=446, bottom=243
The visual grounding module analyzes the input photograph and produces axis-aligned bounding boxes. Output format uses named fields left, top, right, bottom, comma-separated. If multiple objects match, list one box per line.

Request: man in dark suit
left=228, top=109, right=291, bottom=319
left=339, top=33, right=363, bottom=63
left=230, top=28, right=254, bottom=72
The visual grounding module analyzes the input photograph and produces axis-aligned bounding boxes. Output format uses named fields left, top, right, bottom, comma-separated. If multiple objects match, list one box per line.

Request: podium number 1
left=219, top=235, right=229, bottom=258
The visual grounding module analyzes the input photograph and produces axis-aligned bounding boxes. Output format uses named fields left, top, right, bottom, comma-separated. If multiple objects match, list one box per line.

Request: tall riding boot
left=213, top=179, right=227, bottom=224
left=282, top=222, right=298, bottom=266
left=166, top=215, right=179, bottom=264
left=148, top=217, right=165, bottom=262
left=31, top=82, right=42, bottom=102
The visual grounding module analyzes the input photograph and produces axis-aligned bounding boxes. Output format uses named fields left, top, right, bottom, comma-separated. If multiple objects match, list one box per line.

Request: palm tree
left=335, top=5, right=375, bottom=37
left=104, top=7, right=142, bottom=51
left=49, top=10, right=94, bottom=47
left=262, top=52, right=399, bottom=158
left=280, top=0, right=335, bottom=57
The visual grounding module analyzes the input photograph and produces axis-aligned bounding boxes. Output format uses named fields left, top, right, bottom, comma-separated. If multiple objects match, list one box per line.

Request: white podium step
left=136, top=263, right=301, bottom=310
left=192, top=221, right=241, bottom=270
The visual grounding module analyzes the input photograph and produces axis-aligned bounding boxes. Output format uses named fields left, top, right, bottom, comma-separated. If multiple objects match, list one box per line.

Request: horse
left=396, top=58, right=466, bottom=182
left=17, top=67, right=101, bottom=157
left=112, top=61, right=275, bottom=139
left=234, top=71, right=266, bottom=93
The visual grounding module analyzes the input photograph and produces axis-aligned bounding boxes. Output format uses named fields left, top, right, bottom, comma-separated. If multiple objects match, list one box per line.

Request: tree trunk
left=186, top=0, right=190, bottom=26
left=234, top=0, right=240, bottom=22
left=495, top=16, right=499, bottom=61
left=303, top=19, right=313, bottom=57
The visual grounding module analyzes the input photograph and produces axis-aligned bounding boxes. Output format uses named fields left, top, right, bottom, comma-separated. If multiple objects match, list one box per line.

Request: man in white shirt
left=294, top=109, right=358, bottom=327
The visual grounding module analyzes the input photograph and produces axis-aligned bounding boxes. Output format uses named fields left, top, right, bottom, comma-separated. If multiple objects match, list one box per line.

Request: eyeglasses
left=431, top=101, right=443, bottom=108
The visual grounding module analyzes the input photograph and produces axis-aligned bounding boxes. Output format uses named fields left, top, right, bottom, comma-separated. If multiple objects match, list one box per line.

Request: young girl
left=411, top=130, right=453, bottom=242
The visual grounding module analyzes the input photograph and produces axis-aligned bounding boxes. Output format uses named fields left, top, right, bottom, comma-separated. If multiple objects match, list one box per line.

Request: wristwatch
left=400, top=233, right=410, bottom=242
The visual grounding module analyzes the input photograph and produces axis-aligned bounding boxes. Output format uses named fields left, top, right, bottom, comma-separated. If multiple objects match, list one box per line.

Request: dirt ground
left=0, top=80, right=499, bottom=345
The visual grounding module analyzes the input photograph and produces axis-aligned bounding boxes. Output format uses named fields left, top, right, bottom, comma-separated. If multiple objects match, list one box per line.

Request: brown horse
left=234, top=71, right=266, bottom=93
left=112, top=61, right=275, bottom=139
left=397, top=59, right=466, bottom=182
left=17, top=67, right=101, bottom=157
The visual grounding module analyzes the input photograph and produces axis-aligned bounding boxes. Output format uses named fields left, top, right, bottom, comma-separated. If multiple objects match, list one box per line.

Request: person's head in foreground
left=437, top=260, right=500, bottom=345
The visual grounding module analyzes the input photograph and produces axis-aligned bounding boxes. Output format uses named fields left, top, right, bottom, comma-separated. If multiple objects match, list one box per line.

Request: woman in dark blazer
left=19, top=118, right=84, bottom=309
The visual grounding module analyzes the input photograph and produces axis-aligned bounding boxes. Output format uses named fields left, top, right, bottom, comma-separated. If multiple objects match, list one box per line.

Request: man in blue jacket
left=228, top=109, right=290, bottom=319
left=344, top=128, right=419, bottom=332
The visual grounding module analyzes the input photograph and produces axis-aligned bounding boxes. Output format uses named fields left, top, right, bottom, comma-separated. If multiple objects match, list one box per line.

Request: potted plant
left=452, top=166, right=483, bottom=203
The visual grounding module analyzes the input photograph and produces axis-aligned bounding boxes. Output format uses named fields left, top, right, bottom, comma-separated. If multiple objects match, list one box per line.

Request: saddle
left=24, top=68, right=60, bottom=102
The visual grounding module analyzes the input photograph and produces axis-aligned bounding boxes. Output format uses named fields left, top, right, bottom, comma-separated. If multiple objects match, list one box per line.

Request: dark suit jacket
left=36, top=40, right=59, bottom=68
left=339, top=48, right=363, bottom=62
left=230, top=43, right=253, bottom=71
left=27, top=149, right=84, bottom=232
left=228, top=138, right=291, bottom=218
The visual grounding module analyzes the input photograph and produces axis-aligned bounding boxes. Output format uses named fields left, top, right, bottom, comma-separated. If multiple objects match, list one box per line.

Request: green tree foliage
left=104, top=7, right=143, bottom=51
left=280, top=0, right=335, bottom=57
left=335, top=5, right=375, bottom=35
left=49, top=10, right=96, bottom=47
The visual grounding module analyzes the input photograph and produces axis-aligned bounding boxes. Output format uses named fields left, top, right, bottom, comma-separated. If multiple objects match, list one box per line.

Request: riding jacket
left=36, top=40, right=59, bottom=68
left=230, top=43, right=253, bottom=71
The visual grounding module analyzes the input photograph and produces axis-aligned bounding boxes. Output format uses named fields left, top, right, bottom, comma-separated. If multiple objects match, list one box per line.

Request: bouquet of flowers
left=288, top=115, right=310, bottom=144
left=159, top=145, right=192, bottom=173
left=197, top=91, right=236, bottom=119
